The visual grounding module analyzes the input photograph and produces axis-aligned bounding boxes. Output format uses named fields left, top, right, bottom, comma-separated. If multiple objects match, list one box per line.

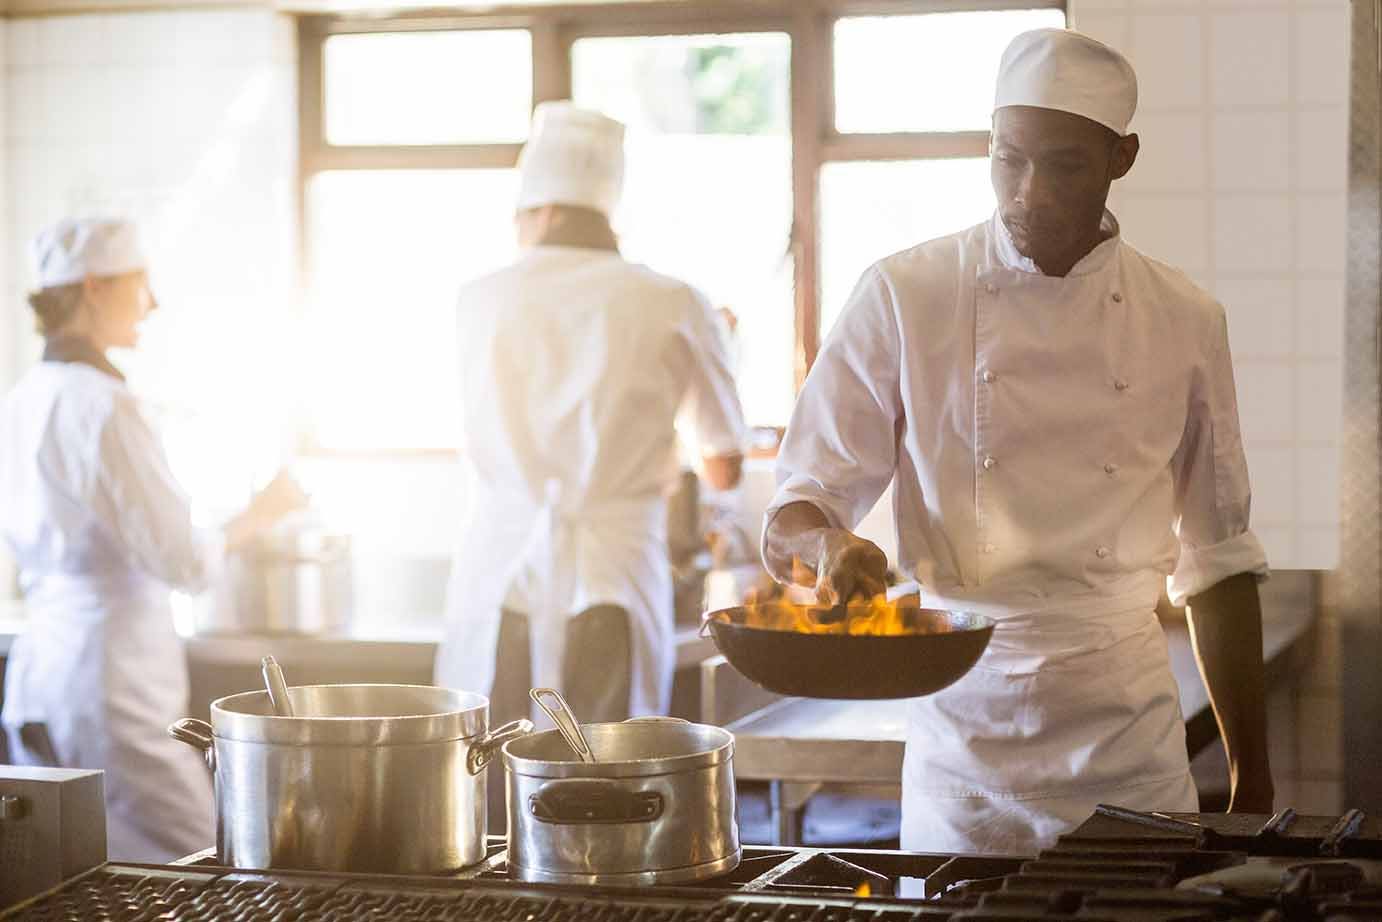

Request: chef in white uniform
left=763, top=29, right=1274, bottom=855
left=0, top=217, right=304, bottom=862
left=436, top=103, right=747, bottom=723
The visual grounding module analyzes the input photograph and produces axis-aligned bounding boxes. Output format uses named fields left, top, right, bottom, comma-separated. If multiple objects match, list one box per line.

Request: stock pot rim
left=502, top=722, right=734, bottom=778
left=211, top=683, right=489, bottom=745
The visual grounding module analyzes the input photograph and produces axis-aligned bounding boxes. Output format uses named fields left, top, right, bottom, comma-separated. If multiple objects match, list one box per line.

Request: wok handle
left=168, top=718, right=216, bottom=770
left=466, top=719, right=535, bottom=776
left=529, top=778, right=664, bottom=825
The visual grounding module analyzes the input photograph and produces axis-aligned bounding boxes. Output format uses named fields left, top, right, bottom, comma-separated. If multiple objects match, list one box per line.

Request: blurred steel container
left=202, top=528, right=353, bottom=635
left=169, top=684, right=530, bottom=874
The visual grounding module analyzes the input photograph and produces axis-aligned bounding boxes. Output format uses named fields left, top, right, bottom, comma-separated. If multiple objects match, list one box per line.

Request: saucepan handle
left=529, top=778, right=664, bottom=825
left=168, top=718, right=216, bottom=770
left=466, top=719, right=535, bottom=776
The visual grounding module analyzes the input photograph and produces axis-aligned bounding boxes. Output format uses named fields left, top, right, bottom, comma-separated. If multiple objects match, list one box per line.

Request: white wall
left=0, top=16, right=11, bottom=597
left=1070, top=0, right=1352, bottom=815
left=1070, top=0, right=1350, bottom=572
left=4, top=8, right=300, bottom=545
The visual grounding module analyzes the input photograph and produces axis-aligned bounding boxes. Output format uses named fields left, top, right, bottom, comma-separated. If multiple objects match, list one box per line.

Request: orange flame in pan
left=738, top=590, right=954, bottom=637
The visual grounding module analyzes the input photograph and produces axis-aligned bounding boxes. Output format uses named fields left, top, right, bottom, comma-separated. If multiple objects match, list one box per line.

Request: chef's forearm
left=1185, top=572, right=1274, bottom=809
left=763, top=501, right=832, bottom=586
left=702, top=452, right=744, bottom=491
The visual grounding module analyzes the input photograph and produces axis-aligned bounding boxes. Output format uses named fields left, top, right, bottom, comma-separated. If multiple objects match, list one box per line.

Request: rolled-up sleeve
left=762, top=267, right=902, bottom=573
left=90, top=396, right=224, bottom=594
left=1167, top=307, right=1270, bottom=606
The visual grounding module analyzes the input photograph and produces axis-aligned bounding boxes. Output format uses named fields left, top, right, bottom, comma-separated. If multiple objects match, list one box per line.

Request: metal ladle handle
left=530, top=688, right=596, bottom=763
left=261, top=656, right=294, bottom=717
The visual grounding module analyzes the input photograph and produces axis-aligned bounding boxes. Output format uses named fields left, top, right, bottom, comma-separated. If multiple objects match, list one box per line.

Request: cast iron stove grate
left=5, top=809, right=1381, bottom=921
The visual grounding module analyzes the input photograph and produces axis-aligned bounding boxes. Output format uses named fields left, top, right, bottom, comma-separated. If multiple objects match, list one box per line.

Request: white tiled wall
left=1071, top=0, right=1350, bottom=573
left=0, top=17, right=11, bottom=597
left=4, top=9, right=300, bottom=533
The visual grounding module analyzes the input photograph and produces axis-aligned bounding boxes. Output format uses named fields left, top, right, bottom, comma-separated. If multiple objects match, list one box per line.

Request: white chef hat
left=516, top=102, right=626, bottom=217
left=993, top=28, right=1138, bottom=136
left=31, top=217, right=148, bottom=290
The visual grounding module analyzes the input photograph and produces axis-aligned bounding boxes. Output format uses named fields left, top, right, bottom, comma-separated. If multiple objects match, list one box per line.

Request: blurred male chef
left=436, top=103, right=747, bottom=725
left=763, top=29, right=1273, bottom=855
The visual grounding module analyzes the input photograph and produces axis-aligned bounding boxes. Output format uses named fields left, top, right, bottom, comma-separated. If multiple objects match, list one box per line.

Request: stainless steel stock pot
left=170, top=684, right=530, bottom=874
left=497, top=717, right=740, bottom=886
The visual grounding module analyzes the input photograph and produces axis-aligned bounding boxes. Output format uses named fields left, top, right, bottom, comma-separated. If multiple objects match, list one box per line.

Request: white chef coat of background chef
left=1, top=219, right=217, bottom=862
left=436, top=103, right=747, bottom=717
left=766, top=29, right=1268, bottom=855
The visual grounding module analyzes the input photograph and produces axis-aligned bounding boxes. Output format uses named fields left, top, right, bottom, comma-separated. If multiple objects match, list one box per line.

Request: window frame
left=297, top=0, right=1064, bottom=455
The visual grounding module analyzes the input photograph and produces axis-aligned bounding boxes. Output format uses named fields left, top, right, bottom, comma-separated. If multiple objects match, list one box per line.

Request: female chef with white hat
left=0, top=217, right=305, bottom=862
left=764, top=29, right=1273, bottom=855
left=436, top=103, right=747, bottom=727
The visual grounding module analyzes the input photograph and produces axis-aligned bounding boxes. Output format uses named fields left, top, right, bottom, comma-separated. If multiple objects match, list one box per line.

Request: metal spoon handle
left=529, top=687, right=595, bottom=763
left=261, top=656, right=294, bottom=718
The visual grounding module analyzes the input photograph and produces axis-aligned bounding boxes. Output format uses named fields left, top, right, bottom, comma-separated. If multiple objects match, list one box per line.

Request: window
left=323, top=30, right=532, bottom=145
left=296, top=2, right=1065, bottom=628
left=301, top=25, right=532, bottom=453
left=833, top=9, right=1066, bottom=134
left=819, top=158, right=994, bottom=335
left=304, top=169, right=519, bottom=452
left=298, top=2, right=1067, bottom=444
left=572, top=32, right=795, bottom=426
left=819, top=6, right=1065, bottom=337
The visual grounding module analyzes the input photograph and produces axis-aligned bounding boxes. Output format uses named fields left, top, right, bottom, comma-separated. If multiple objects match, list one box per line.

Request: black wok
left=703, top=604, right=994, bottom=700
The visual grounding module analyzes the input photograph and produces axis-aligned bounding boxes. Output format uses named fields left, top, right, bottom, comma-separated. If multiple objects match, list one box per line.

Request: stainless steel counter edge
left=0, top=616, right=717, bottom=671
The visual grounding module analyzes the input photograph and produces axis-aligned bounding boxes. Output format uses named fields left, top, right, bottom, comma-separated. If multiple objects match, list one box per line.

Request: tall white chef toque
left=516, top=102, right=626, bottom=218
left=32, top=217, right=148, bottom=289
left=993, top=28, right=1138, bottom=135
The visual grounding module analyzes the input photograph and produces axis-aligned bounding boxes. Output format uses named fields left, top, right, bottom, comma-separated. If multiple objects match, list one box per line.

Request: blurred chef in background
left=0, top=217, right=305, bottom=862
left=436, top=102, right=747, bottom=727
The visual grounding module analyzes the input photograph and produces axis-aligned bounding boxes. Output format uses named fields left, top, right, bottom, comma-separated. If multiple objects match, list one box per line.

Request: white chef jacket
left=767, top=211, right=1268, bottom=854
left=437, top=246, right=746, bottom=716
left=0, top=360, right=219, bottom=862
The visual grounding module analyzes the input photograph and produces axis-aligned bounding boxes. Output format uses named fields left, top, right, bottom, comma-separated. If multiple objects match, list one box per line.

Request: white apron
left=1, top=361, right=218, bottom=863
left=901, top=598, right=1196, bottom=855
left=437, top=479, right=673, bottom=717
left=3, top=577, right=215, bottom=863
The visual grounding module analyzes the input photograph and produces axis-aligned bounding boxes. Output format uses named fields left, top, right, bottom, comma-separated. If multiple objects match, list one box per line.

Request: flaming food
left=704, top=596, right=996, bottom=699
left=733, top=595, right=957, bottom=637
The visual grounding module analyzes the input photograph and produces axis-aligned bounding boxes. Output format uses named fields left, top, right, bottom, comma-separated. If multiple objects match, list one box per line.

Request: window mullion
left=532, top=19, right=572, bottom=106
left=791, top=6, right=827, bottom=383
left=312, top=144, right=523, bottom=172
left=822, top=130, right=992, bottom=163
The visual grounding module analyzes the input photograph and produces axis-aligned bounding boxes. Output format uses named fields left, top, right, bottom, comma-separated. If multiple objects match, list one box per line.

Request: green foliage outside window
left=687, top=45, right=788, bottom=135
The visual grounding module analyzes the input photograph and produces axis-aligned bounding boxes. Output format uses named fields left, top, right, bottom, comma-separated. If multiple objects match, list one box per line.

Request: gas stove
left=4, top=808, right=1380, bottom=921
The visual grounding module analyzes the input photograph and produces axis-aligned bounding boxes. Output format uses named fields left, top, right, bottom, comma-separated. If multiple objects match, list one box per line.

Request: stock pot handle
left=168, top=718, right=216, bottom=770
left=466, top=719, right=535, bottom=776
left=530, top=779, right=664, bottom=825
